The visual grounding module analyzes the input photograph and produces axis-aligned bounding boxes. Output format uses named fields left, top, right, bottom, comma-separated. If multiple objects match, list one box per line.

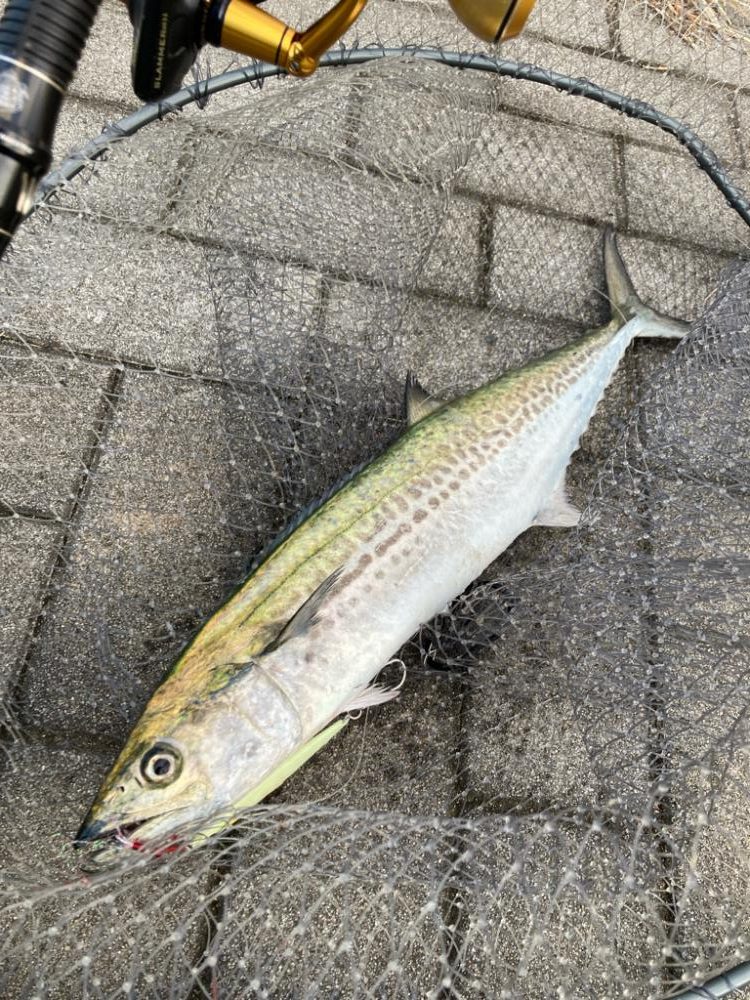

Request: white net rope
left=0, top=4, right=749, bottom=996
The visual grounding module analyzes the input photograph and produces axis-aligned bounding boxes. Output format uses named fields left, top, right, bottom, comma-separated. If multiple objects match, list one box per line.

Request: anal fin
left=533, top=479, right=581, bottom=528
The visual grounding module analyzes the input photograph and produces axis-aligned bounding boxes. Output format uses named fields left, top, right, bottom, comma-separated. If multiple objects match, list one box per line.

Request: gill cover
left=190, top=718, right=349, bottom=845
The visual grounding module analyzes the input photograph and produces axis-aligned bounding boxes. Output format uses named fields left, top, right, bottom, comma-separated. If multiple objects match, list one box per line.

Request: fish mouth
left=74, top=817, right=149, bottom=850
left=74, top=815, right=187, bottom=870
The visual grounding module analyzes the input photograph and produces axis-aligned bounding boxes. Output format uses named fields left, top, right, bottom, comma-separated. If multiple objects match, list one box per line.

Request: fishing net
left=0, top=0, right=750, bottom=996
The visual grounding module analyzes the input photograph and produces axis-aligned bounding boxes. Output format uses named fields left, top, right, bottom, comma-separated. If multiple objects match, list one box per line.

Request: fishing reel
left=129, top=0, right=538, bottom=101
left=0, top=0, right=536, bottom=257
left=128, top=0, right=366, bottom=101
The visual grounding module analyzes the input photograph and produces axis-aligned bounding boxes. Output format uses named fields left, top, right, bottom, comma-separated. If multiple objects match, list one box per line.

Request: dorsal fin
left=404, top=371, right=447, bottom=426
left=265, top=566, right=343, bottom=652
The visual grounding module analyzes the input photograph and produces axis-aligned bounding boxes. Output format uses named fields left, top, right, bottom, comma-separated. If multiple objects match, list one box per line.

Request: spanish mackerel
left=76, top=228, right=689, bottom=867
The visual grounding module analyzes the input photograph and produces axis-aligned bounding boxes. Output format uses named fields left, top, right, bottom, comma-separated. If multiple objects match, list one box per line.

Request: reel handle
left=129, top=0, right=366, bottom=103
left=206, top=0, right=366, bottom=78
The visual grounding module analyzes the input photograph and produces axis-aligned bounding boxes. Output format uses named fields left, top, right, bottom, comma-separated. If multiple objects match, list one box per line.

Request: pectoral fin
left=404, top=372, right=447, bottom=426
left=265, top=566, right=344, bottom=652
left=533, top=480, right=581, bottom=528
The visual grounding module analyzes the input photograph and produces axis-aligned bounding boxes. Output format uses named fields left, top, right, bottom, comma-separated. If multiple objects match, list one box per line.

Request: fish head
left=75, top=582, right=347, bottom=870
left=75, top=726, right=211, bottom=868
left=74, top=689, right=281, bottom=869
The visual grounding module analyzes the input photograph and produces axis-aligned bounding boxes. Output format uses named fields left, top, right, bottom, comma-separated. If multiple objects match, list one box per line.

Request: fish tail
left=604, top=226, right=689, bottom=340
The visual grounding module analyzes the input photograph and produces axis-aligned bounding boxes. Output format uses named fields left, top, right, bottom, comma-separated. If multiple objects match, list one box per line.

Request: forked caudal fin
left=604, top=227, right=690, bottom=340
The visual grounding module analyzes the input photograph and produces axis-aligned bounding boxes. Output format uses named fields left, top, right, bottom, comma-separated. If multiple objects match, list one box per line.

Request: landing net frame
left=5, top=43, right=750, bottom=1000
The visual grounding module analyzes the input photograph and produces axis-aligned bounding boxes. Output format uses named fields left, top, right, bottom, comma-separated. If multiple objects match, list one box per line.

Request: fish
left=75, top=227, right=689, bottom=868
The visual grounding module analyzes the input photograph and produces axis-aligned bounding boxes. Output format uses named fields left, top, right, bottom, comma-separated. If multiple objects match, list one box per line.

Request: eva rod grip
left=0, top=0, right=102, bottom=256
left=0, top=0, right=101, bottom=90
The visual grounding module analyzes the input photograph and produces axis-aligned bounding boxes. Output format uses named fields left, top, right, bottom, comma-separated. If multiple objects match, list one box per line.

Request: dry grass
left=644, top=0, right=750, bottom=46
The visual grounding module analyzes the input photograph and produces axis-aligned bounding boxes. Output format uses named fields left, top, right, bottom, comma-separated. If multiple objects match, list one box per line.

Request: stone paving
left=0, top=0, right=749, bottom=996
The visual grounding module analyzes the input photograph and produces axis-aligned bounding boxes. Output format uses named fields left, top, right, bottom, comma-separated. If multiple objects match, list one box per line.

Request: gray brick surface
left=176, top=59, right=360, bottom=159
left=462, top=113, right=618, bottom=223
left=0, top=345, right=112, bottom=516
left=526, top=0, right=611, bottom=50
left=210, top=255, right=323, bottom=380
left=70, top=0, right=139, bottom=108
left=457, top=817, right=666, bottom=999
left=0, top=519, right=58, bottom=697
left=624, top=143, right=750, bottom=255
left=352, top=59, right=497, bottom=186
left=52, top=95, right=132, bottom=167
left=462, top=649, right=606, bottom=811
left=216, top=811, right=452, bottom=998
left=355, top=69, right=618, bottom=223
left=737, top=93, right=750, bottom=164
left=54, top=117, right=189, bottom=226
left=617, top=232, right=734, bottom=322
left=635, top=306, right=750, bottom=485
left=0, top=743, right=211, bottom=999
left=489, top=208, right=609, bottom=324
left=2, top=218, right=223, bottom=375
left=651, top=504, right=750, bottom=751
left=648, top=486, right=750, bottom=988
left=460, top=468, right=652, bottom=813
left=20, top=371, right=255, bottom=740
left=174, top=145, right=483, bottom=300
left=617, top=0, right=748, bottom=88
left=496, top=37, right=738, bottom=163
left=324, top=277, right=586, bottom=390
left=623, top=257, right=750, bottom=991
left=664, top=808, right=750, bottom=996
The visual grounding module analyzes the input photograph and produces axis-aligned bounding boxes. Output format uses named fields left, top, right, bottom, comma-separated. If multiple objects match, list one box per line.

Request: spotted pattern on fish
left=119, top=310, right=661, bottom=753
left=76, top=231, right=692, bottom=870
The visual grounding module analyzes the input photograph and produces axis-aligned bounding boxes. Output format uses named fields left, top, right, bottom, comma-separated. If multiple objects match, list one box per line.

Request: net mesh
left=0, top=2, right=749, bottom=996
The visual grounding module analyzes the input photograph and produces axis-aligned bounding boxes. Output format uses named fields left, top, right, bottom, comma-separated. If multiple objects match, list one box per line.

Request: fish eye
left=140, top=743, right=182, bottom=785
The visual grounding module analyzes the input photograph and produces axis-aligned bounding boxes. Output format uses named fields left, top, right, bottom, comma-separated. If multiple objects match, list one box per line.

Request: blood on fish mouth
left=78, top=824, right=186, bottom=870
left=115, top=827, right=141, bottom=849
left=97, top=820, right=148, bottom=850
left=104, top=823, right=185, bottom=856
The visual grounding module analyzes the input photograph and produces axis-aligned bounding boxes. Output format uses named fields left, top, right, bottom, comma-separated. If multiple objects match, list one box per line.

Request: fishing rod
left=0, top=0, right=535, bottom=259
